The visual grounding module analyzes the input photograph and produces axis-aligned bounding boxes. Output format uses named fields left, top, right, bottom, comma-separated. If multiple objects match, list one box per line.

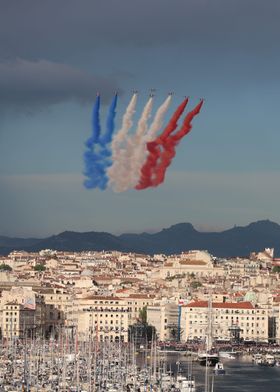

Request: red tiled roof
left=185, top=301, right=254, bottom=309
left=180, top=260, right=207, bottom=265
left=83, top=295, right=121, bottom=300
left=128, top=294, right=155, bottom=299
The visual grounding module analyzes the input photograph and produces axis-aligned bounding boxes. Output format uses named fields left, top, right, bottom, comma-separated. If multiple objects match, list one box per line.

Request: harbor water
left=164, top=353, right=280, bottom=392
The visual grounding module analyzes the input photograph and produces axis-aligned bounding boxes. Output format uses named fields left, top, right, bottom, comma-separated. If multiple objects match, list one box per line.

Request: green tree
left=138, top=306, right=147, bottom=324
left=190, top=281, right=202, bottom=289
left=128, top=323, right=156, bottom=345
left=0, top=264, right=12, bottom=271
left=34, top=264, right=46, bottom=272
left=272, top=266, right=280, bottom=273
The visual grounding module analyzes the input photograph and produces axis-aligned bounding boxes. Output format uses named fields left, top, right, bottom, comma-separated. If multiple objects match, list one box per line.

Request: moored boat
left=198, top=351, right=219, bottom=367
left=176, top=374, right=196, bottom=392
left=219, top=350, right=238, bottom=359
left=213, top=361, right=226, bottom=375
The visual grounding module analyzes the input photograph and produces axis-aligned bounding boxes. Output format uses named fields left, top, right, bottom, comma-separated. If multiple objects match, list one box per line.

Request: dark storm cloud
left=0, top=0, right=279, bottom=60
left=0, top=59, right=120, bottom=111
left=0, top=0, right=279, bottom=111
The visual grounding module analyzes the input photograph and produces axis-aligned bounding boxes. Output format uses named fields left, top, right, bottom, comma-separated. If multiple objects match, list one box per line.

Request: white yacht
left=219, top=350, right=238, bottom=359
left=252, top=353, right=263, bottom=364
left=265, top=354, right=276, bottom=366
left=213, top=362, right=226, bottom=375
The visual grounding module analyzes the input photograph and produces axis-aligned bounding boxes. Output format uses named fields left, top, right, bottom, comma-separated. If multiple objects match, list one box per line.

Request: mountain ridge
left=0, top=219, right=279, bottom=258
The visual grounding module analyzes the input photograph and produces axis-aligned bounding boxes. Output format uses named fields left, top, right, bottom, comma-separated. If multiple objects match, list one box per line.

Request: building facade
left=181, top=301, right=270, bottom=343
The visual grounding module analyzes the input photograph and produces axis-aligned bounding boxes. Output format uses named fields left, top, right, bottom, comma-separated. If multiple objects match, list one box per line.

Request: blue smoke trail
left=100, top=93, right=118, bottom=146
left=99, top=94, right=118, bottom=187
left=85, top=94, right=101, bottom=149
left=84, top=94, right=104, bottom=189
left=83, top=94, right=118, bottom=190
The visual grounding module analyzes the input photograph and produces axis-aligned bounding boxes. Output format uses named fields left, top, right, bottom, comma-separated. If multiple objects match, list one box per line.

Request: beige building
left=147, top=302, right=178, bottom=341
left=181, top=301, right=270, bottom=343
left=75, top=295, right=130, bottom=342
left=159, top=251, right=223, bottom=279
left=0, top=286, right=63, bottom=339
left=124, top=294, right=155, bottom=323
left=1, top=302, right=36, bottom=339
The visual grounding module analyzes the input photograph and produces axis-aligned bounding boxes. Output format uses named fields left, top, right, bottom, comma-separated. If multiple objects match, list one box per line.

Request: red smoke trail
left=151, top=99, right=204, bottom=187
left=136, top=98, right=189, bottom=190
left=170, top=99, right=203, bottom=143
left=157, top=97, right=189, bottom=142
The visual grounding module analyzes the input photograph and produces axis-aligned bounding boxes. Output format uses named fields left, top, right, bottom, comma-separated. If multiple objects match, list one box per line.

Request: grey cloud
left=0, top=0, right=279, bottom=61
left=0, top=59, right=121, bottom=111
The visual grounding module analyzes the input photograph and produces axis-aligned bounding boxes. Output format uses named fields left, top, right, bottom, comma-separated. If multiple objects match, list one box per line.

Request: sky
left=1, top=0, right=280, bottom=238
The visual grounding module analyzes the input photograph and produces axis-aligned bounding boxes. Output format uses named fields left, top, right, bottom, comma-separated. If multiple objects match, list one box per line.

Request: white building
left=181, top=301, right=269, bottom=343
left=147, top=302, right=178, bottom=341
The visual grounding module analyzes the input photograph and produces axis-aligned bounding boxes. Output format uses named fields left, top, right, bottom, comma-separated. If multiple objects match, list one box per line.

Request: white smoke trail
left=107, top=93, right=137, bottom=189
left=115, top=96, right=154, bottom=192
left=146, top=94, right=172, bottom=142
left=109, top=97, right=153, bottom=192
left=127, top=94, right=172, bottom=190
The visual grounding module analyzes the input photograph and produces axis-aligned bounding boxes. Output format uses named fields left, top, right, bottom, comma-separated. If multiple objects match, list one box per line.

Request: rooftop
left=185, top=301, right=254, bottom=309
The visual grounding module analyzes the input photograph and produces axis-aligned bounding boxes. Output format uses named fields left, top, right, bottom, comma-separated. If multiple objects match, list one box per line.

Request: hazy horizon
left=1, top=217, right=278, bottom=239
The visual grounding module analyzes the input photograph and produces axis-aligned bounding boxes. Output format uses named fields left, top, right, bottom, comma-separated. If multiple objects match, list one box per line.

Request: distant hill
left=1, top=220, right=280, bottom=257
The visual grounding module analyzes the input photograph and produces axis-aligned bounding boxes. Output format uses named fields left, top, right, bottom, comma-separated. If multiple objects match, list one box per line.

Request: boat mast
left=206, top=293, right=213, bottom=352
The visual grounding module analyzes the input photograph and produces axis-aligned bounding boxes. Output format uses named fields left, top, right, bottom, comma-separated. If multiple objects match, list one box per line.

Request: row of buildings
left=0, top=247, right=279, bottom=344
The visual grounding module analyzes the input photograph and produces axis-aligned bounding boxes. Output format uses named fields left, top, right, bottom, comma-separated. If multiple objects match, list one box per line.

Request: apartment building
left=124, top=294, right=155, bottom=323
left=75, top=295, right=130, bottom=342
left=181, top=301, right=270, bottom=343
left=147, top=302, right=178, bottom=341
left=1, top=302, right=36, bottom=339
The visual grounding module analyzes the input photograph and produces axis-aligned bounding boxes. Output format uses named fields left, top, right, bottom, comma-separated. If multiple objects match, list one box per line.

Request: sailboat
left=176, top=374, right=196, bottom=392
left=174, top=360, right=196, bottom=392
left=198, top=296, right=219, bottom=367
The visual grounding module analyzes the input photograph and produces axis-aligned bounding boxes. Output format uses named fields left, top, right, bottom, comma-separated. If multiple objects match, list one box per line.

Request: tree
left=128, top=323, right=156, bottom=345
left=190, top=281, right=202, bottom=289
left=138, top=306, right=147, bottom=324
left=0, top=263, right=12, bottom=271
left=272, top=266, right=280, bottom=273
left=33, top=264, right=46, bottom=272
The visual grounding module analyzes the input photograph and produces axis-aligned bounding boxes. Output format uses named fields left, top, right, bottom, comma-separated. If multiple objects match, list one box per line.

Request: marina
left=0, top=338, right=280, bottom=391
